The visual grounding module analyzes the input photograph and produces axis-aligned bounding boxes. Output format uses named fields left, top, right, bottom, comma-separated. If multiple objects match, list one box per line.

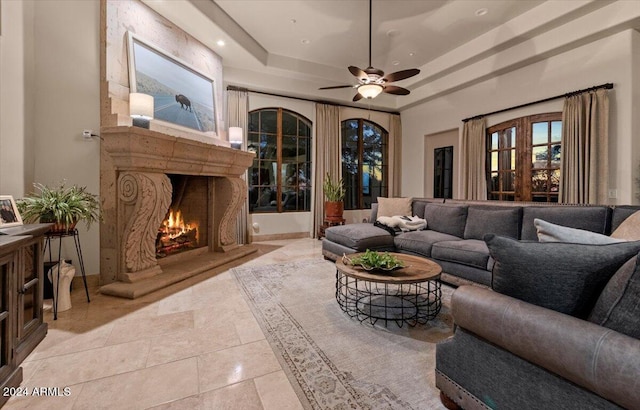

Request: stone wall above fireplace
left=99, top=126, right=254, bottom=298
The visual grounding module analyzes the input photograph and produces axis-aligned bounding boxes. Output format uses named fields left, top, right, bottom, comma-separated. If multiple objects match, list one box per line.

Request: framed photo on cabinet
left=0, top=195, right=23, bottom=228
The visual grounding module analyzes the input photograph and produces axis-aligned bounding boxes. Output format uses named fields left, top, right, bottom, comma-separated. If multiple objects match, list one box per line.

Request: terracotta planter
left=42, top=219, right=78, bottom=234
left=324, top=201, right=344, bottom=222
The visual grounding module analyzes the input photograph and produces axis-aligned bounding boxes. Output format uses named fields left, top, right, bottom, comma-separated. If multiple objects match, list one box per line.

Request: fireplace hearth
left=99, top=126, right=255, bottom=299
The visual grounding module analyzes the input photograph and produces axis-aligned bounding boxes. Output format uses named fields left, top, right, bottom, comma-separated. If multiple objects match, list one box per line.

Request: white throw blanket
left=377, top=215, right=427, bottom=231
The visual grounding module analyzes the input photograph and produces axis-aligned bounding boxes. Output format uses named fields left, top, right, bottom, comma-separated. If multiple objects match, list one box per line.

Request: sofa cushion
left=325, top=223, right=394, bottom=251
left=394, top=230, right=461, bottom=258
left=423, top=203, right=468, bottom=238
left=432, top=239, right=490, bottom=270
left=464, top=206, right=521, bottom=240
left=610, top=210, right=640, bottom=241
left=377, top=197, right=412, bottom=218
left=588, top=254, right=640, bottom=338
left=610, top=205, right=640, bottom=233
left=412, top=201, right=427, bottom=219
left=534, top=218, right=625, bottom=244
left=485, top=234, right=640, bottom=318
left=520, top=206, right=610, bottom=241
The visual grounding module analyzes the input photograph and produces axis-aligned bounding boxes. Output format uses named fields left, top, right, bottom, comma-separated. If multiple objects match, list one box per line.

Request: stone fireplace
left=99, top=126, right=255, bottom=298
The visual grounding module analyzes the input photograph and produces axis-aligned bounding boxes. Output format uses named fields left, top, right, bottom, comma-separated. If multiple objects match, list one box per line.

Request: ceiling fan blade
left=348, top=66, right=369, bottom=82
left=383, top=68, right=420, bottom=83
left=353, top=93, right=364, bottom=102
left=383, top=85, right=410, bottom=95
left=319, top=85, right=354, bottom=90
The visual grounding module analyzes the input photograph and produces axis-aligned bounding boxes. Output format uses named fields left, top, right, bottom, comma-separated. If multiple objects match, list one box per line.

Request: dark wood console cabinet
left=0, top=224, right=50, bottom=406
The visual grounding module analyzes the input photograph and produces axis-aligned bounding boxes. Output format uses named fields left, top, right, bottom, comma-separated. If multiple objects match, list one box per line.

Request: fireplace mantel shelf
left=101, top=126, right=254, bottom=176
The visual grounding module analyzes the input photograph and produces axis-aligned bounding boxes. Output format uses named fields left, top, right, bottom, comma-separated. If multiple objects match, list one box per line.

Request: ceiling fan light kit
left=319, top=0, right=420, bottom=101
left=358, top=84, right=383, bottom=99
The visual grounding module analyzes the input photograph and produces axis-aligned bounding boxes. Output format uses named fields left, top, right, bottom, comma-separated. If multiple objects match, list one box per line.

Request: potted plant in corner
left=323, top=173, right=345, bottom=222
left=17, top=182, right=101, bottom=234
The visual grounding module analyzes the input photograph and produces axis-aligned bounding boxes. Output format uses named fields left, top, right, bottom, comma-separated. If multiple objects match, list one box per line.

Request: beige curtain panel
left=462, top=117, right=487, bottom=200
left=314, top=104, right=341, bottom=237
left=560, top=88, right=609, bottom=204
left=390, top=114, right=402, bottom=197
left=227, top=89, right=250, bottom=244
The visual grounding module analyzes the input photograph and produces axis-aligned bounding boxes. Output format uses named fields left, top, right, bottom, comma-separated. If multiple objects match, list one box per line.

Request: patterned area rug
left=233, top=258, right=454, bottom=410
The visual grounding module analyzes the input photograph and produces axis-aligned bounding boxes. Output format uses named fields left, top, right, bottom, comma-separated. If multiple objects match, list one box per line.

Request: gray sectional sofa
left=322, top=198, right=635, bottom=287
left=322, top=198, right=640, bottom=409
left=437, top=284, right=640, bottom=410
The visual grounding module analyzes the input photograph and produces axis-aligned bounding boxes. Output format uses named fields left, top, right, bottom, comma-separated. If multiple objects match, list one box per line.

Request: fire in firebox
left=156, top=209, right=199, bottom=258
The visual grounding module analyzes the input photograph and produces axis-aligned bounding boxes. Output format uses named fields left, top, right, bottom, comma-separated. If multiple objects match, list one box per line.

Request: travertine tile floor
left=6, top=238, right=323, bottom=409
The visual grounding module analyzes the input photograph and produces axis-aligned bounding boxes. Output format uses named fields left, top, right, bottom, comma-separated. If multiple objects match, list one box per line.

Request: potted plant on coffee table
left=17, top=182, right=101, bottom=234
left=323, top=173, right=345, bottom=223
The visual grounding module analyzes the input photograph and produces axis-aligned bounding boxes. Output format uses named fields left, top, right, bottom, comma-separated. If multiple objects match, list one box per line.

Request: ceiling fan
left=319, top=0, right=420, bottom=102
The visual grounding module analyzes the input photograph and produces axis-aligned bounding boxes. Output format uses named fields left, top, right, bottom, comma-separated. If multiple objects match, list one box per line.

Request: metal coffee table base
left=335, top=269, right=442, bottom=327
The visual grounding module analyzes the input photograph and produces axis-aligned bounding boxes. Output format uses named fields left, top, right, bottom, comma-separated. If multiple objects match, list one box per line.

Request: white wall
left=0, top=0, right=101, bottom=274
left=0, top=0, right=34, bottom=197
left=401, top=30, right=638, bottom=204
left=247, top=93, right=315, bottom=238
left=34, top=0, right=100, bottom=273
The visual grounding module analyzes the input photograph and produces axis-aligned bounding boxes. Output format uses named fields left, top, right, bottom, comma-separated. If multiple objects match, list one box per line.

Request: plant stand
left=317, top=218, right=345, bottom=239
left=43, top=229, right=90, bottom=320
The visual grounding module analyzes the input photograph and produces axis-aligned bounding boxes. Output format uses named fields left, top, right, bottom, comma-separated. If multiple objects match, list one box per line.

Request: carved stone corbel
left=214, top=176, right=246, bottom=251
left=118, top=172, right=172, bottom=282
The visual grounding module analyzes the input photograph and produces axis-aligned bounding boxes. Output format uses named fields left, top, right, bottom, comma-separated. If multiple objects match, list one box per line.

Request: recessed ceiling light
left=408, top=52, right=415, bottom=57
left=392, top=60, right=400, bottom=66
left=301, top=39, right=311, bottom=45
left=475, top=8, right=489, bottom=17
left=216, top=40, right=225, bottom=46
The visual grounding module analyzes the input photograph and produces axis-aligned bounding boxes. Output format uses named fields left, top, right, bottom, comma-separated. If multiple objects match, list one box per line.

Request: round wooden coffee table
left=335, top=253, right=442, bottom=327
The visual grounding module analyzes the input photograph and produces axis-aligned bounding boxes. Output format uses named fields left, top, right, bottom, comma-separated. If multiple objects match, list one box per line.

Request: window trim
left=341, top=118, right=389, bottom=210
left=248, top=107, right=312, bottom=213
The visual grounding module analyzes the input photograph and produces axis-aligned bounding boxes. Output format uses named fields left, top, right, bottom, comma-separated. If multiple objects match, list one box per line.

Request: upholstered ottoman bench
left=322, top=223, right=395, bottom=261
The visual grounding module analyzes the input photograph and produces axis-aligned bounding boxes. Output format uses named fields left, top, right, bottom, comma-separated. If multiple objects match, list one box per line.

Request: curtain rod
left=462, top=82, right=614, bottom=123
left=226, top=85, right=400, bottom=115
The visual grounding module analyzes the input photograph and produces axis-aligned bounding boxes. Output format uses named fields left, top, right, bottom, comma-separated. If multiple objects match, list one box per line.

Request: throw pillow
left=376, top=197, right=412, bottom=218
left=588, top=254, right=640, bottom=339
left=520, top=206, right=609, bottom=241
left=611, top=210, right=640, bottom=241
left=588, top=256, right=636, bottom=323
left=485, top=234, right=640, bottom=318
left=535, top=218, right=626, bottom=244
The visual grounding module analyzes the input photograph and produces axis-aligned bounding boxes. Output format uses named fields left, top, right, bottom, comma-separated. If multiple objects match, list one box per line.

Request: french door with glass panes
left=487, top=113, right=562, bottom=202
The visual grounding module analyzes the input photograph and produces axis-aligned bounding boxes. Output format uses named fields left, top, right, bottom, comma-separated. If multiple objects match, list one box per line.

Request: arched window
left=341, top=119, right=388, bottom=210
left=487, top=113, right=562, bottom=202
left=248, top=108, right=312, bottom=213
